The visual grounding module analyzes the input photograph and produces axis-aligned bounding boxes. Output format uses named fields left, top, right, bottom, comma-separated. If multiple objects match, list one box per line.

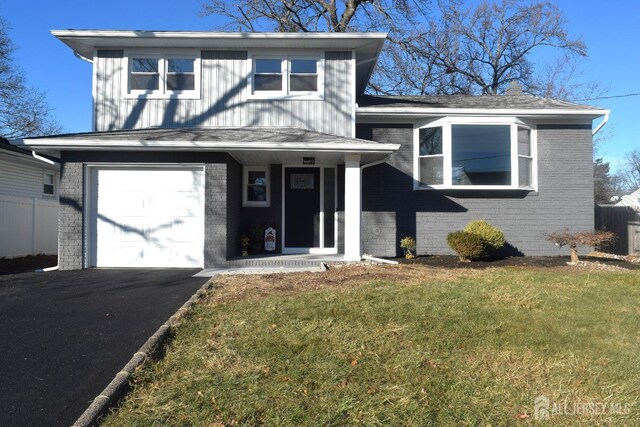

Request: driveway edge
left=72, top=277, right=216, bottom=427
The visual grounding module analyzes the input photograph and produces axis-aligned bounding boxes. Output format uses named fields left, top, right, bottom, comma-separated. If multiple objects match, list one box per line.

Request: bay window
left=415, top=118, right=535, bottom=190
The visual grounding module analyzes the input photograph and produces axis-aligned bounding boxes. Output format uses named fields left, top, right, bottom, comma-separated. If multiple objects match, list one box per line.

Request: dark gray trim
left=201, top=50, right=247, bottom=60
left=96, top=50, right=124, bottom=58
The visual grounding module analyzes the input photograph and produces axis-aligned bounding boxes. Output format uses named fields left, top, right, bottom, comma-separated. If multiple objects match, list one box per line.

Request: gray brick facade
left=358, top=123, right=594, bottom=257
left=205, top=163, right=228, bottom=266
left=58, top=162, right=84, bottom=270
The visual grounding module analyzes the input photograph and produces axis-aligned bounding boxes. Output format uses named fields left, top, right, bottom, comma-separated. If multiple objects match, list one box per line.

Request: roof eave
left=14, top=139, right=400, bottom=154
left=356, top=107, right=609, bottom=120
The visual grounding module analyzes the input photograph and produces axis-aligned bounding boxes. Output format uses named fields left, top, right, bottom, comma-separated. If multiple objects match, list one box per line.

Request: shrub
left=400, top=236, right=417, bottom=259
left=464, top=220, right=505, bottom=252
left=447, top=231, right=486, bottom=261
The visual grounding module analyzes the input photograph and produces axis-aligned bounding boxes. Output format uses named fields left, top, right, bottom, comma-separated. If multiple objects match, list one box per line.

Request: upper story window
left=415, top=118, right=536, bottom=190
left=250, top=55, right=323, bottom=100
left=125, top=53, right=200, bottom=99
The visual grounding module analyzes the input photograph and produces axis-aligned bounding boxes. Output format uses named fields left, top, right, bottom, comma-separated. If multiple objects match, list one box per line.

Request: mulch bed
left=0, top=255, right=58, bottom=275
left=394, top=254, right=640, bottom=270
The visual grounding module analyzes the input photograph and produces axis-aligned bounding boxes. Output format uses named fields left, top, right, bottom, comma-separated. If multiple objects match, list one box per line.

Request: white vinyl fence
left=0, top=194, right=58, bottom=257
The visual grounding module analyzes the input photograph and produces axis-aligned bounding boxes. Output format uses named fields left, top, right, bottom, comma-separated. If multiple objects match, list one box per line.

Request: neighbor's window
left=243, top=166, right=270, bottom=207
left=43, top=173, right=55, bottom=195
left=252, top=56, right=322, bottom=97
left=416, top=120, right=535, bottom=190
left=127, top=55, right=199, bottom=97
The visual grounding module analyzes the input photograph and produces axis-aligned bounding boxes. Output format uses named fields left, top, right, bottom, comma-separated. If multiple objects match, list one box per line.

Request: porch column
left=344, top=154, right=362, bottom=261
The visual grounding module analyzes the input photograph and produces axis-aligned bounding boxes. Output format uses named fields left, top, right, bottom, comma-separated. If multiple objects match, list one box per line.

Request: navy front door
left=284, top=167, right=320, bottom=248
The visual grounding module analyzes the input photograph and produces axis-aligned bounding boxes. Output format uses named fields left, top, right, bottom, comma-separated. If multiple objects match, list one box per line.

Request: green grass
left=103, top=267, right=640, bottom=426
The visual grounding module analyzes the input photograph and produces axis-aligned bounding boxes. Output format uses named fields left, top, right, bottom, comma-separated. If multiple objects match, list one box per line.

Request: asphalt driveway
left=0, top=268, right=207, bottom=426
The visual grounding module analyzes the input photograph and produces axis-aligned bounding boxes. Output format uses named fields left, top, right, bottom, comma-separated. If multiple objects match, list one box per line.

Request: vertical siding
left=246, top=51, right=352, bottom=136
left=358, top=123, right=595, bottom=257
left=94, top=50, right=353, bottom=136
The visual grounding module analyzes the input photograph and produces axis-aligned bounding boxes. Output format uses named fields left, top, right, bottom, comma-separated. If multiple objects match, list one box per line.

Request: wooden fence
left=594, top=205, right=639, bottom=255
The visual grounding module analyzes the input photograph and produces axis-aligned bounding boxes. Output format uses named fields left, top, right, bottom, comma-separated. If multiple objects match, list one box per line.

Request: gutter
left=32, top=151, right=55, bottom=165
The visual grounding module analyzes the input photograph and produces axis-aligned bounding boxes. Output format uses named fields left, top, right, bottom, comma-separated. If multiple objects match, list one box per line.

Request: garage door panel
left=92, top=167, right=205, bottom=268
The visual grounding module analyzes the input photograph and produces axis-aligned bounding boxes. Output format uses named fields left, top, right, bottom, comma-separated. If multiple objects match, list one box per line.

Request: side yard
left=103, top=264, right=640, bottom=426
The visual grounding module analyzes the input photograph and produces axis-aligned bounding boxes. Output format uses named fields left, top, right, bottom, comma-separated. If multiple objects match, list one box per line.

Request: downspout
left=593, top=113, right=609, bottom=136
left=32, top=151, right=60, bottom=271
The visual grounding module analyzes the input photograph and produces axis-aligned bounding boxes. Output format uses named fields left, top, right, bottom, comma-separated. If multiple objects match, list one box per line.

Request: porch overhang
left=13, top=126, right=400, bottom=165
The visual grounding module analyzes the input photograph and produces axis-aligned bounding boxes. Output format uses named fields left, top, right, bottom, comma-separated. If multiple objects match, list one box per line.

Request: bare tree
left=201, top=0, right=421, bottom=33
left=615, top=149, right=640, bottom=193
left=0, top=17, right=61, bottom=139
left=201, top=0, right=592, bottom=99
left=594, top=158, right=626, bottom=204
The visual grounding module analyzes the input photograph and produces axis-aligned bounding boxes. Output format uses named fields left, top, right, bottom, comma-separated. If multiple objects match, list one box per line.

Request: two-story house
left=15, top=30, right=608, bottom=270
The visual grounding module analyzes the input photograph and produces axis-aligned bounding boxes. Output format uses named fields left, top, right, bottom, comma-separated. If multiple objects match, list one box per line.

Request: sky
left=1, top=0, right=638, bottom=170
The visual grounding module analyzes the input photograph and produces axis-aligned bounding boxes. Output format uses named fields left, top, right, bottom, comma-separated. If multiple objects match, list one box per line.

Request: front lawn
left=103, top=264, right=640, bottom=426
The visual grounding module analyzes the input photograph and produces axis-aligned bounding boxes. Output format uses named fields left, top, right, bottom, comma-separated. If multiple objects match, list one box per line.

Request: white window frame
left=43, top=172, right=55, bottom=196
left=123, top=50, right=201, bottom=99
left=413, top=116, right=537, bottom=191
left=243, top=166, right=271, bottom=207
left=247, top=52, right=324, bottom=100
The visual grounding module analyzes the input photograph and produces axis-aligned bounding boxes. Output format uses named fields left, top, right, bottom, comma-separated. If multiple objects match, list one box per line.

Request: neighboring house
left=615, top=188, right=640, bottom=210
left=0, top=139, right=59, bottom=258
left=14, top=30, right=608, bottom=270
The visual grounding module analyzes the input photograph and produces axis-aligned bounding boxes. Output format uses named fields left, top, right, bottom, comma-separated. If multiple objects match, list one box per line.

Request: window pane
left=248, top=185, right=267, bottom=201
left=254, top=74, right=282, bottom=91
left=131, top=74, right=159, bottom=90
left=419, top=127, right=443, bottom=155
left=290, top=59, right=317, bottom=74
left=44, top=184, right=54, bottom=195
left=44, top=174, right=54, bottom=185
left=248, top=171, right=266, bottom=185
left=168, top=58, right=194, bottom=73
left=519, top=156, right=532, bottom=187
left=518, top=127, right=531, bottom=156
left=419, top=156, right=444, bottom=185
left=132, top=58, right=159, bottom=73
left=166, top=74, right=195, bottom=90
left=324, top=168, right=335, bottom=247
left=290, top=75, right=317, bottom=92
left=452, top=125, right=511, bottom=185
left=255, top=59, right=282, bottom=74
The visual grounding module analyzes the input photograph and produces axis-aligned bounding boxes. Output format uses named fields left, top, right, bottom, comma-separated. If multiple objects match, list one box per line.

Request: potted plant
left=249, top=225, right=263, bottom=254
left=240, top=235, right=250, bottom=256
left=400, top=236, right=417, bottom=259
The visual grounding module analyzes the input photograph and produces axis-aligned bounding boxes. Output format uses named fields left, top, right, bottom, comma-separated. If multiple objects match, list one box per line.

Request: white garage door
left=91, top=167, right=204, bottom=268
